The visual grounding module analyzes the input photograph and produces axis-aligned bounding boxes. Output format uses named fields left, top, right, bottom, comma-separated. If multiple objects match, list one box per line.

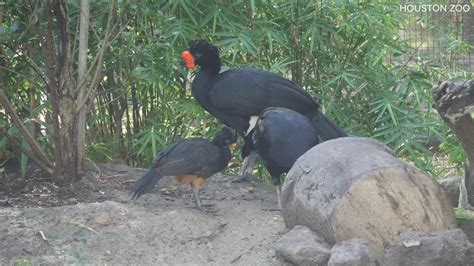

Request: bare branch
left=4, top=44, right=49, bottom=86
left=40, top=0, right=63, bottom=170
left=0, top=89, right=53, bottom=169
left=0, top=128, right=54, bottom=175
left=75, top=0, right=116, bottom=114
left=0, top=65, right=43, bottom=87
left=76, top=0, right=90, bottom=173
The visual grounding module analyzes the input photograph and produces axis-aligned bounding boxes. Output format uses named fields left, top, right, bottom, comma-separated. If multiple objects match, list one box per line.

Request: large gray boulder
left=273, top=225, right=331, bottom=266
left=328, top=238, right=384, bottom=266
left=384, top=229, right=474, bottom=266
left=281, top=137, right=456, bottom=246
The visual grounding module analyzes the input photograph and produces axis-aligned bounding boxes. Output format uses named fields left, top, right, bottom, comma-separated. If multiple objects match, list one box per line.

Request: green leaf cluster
left=1, top=0, right=472, bottom=179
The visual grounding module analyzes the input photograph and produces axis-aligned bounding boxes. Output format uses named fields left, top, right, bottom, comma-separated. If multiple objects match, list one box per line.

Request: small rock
left=246, top=187, right=255, bottom=193
left=0, top=199, right=12, bottom=207
left=402, top=239, right=420, bottom=247
left=274, top=225, right=331, bottom=266
left=438, top=175, right=461, bottom=206
left=94, top=213, right=113, bottom=226
left=384, top=229, right=474, bottom=266
left=328, top=238, right=384, bottom=266
left=67, top=197, right=78, bottom=205
left=160, top=187, right=170, bottom=195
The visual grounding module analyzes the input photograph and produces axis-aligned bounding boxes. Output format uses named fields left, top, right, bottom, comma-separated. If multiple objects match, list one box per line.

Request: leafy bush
left=1, top=0, right=471, bottom=179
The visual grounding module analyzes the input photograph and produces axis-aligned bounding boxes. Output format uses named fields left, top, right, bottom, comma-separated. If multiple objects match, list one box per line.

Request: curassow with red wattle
left=130, top=127, right=237, bottom=211
left=181, top=40, right=346, bottom=158
left=252, top=107, right=318, bottom=209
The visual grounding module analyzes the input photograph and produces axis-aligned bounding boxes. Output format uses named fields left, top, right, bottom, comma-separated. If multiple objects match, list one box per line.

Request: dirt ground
left=1, top=162, right=473, bottom=265
left=0, top=163, right=285, bottom=265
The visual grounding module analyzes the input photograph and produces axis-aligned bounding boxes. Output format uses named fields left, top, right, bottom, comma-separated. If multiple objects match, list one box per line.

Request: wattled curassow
left=181, top=40, right=346, bottom=159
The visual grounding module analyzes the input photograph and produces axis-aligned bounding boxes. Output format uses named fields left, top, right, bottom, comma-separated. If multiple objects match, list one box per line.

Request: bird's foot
left=276, top=203, right=283, bottom=211
left=196, top=203, right=219, bottom=213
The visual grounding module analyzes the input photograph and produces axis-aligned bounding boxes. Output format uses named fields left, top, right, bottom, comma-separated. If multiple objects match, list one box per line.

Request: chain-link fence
left=398, top=0, right=473, bottom=72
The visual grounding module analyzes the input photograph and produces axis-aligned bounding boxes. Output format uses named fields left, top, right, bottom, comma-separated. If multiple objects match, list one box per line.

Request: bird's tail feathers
left=130, top=169, right=162, bottom=200
left=311, top=111, right=347, bottom=141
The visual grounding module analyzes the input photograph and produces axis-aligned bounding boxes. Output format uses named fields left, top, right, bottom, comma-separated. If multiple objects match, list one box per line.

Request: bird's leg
left=191, top=178, right=217, bottom=212
left=239, top=151, right=256, bottom=176
left=272, top=175, right=283, bottom=210
left=276, top=185, right=282, bottom=210
left=233, top=151, right=257, bottom=183
left=192, top=185, right=203, bottom=210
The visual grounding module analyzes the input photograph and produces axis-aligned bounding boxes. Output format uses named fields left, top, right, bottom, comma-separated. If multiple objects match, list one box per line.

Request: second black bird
left=252, top=107, right=319, bottom=208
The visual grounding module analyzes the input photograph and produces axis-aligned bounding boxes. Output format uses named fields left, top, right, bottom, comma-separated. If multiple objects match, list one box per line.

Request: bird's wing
left=209, top=68, right=318, bottom=116
left=153, top=138, right=221, bottom=176
left=257, top=108, right=318, bottom=170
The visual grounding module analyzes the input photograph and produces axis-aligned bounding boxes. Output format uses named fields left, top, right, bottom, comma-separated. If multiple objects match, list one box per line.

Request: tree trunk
left=57, top=0, right=80, bottom=181
left=40, top=0, right=65, bottom=178
left=432, top=80, right=474, bottom=207
left=281, top=137, right=456, bottom=247
left=1, top=0, right=115, bottom=184
left=37, top=0, right=114, bottom=183
left=76, top=0, right=90, bottom=174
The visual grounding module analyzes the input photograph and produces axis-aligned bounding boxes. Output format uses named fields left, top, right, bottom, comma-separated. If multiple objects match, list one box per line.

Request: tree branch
left=40, top=0, right=63, bottom=171
left=0, top=89, right=53, bottom=169
left=75, top=0, right=90, bottom=173
left=0, top=128, right=54, bottom=175
left=75, top=0, right=116, bottom=114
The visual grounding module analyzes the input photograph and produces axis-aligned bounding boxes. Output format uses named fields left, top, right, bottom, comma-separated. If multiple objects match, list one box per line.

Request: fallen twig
left=64, top=220, right=100, bottom=235
left=261, top=208, right=282, bottom=212
left=37, top=230, right=48, bottom=241
left=191, top=223, right=227, bottom=242
left=102, top=174, right=126, bottom=179
left=123, top=179, right=137, bottom=185
left=230, top=254, right=242, bottom=264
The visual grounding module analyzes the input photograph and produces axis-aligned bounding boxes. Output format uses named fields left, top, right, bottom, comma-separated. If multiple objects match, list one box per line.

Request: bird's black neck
left=200, top=55, right=221, bottom=75
left=210, top=135, right=232, bottom=169
left=211, top=135, right=226, bottom=147
left=218, top=146, right=232, bottom=169
left=191, top=69, right=217, bottom=112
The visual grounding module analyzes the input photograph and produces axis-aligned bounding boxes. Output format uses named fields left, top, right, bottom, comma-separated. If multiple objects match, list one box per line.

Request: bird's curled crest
left=189, top=40, right=219, bottom=57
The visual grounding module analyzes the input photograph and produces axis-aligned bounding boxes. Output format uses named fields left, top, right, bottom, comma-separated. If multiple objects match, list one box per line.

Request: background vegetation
left=0, top=0, right=473, bottom=182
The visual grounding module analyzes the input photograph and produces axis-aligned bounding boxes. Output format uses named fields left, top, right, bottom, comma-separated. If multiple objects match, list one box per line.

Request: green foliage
left=0, top=0, right=471, bottom=179
left=455, top=208, right=474, bottom=221
left=440, top=134, right=468, bottom=166
left=14, top=258, right=32, bottom=266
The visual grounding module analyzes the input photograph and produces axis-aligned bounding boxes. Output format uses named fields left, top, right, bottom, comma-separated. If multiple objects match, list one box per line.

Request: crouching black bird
left=130, top=127, right=237, bottom=211
left=252, top=107, right=319, bottom=209
left=181, top=40, right=346, bottom=159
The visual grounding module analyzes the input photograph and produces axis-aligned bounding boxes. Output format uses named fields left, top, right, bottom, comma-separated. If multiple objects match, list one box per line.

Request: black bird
left=130, top=127, right=237, bottom=211
left=252, top=107, right=319, bottom=208
left=181, top=40, right=346, bottom=158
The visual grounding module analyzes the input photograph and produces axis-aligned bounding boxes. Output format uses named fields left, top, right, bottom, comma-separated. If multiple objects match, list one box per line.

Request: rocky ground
left=0, top=163, right=473, bottom=265
left=0, top=163, right=285, bottom=265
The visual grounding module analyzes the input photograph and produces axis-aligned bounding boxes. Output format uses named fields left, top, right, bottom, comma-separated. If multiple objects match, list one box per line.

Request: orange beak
left=181, top=50, right=195, bottom=69
left=229, top=143, right=237, bottom=149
